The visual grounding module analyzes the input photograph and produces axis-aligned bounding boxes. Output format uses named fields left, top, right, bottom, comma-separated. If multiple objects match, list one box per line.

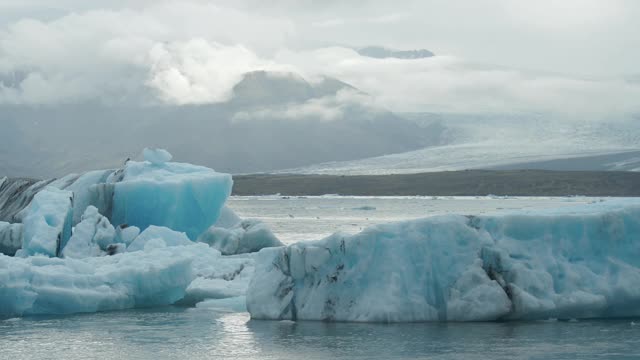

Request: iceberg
left=247, top=199, right=640, bottom=322
left=0, top=240, right=254, bottom=318
left=0, top=149, right=256, bottom=318
left=197, top=219, right=283, bottom=255
left=110, top=150, right=233, bottom=239
left=18, top=187, right=73, bottom=257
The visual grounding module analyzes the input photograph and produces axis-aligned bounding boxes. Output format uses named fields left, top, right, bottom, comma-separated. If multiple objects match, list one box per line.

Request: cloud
left=0, top=0, right=638, bottom=120
left=232, top=88, right=378, bottom=122
left=275, top=47, right=640, bottom=119
left=0, top=2, right=293, bottom=105
left=147, top=40, right=286, bottom=104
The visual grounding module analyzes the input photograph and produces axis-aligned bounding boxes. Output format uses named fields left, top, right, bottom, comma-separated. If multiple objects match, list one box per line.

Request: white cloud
left=148, top=40, right=283, bottom=104
left=0, top=2, right=293, bottom=105
left=275, top=47, right=640, bottom=119
left=232, top=88, right=378, bottom=122
left=0, top=0, right=638, bottom=120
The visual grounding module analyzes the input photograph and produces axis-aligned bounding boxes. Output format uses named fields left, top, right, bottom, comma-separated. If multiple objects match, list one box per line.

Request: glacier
left=247, top=199, right=640, bottom=322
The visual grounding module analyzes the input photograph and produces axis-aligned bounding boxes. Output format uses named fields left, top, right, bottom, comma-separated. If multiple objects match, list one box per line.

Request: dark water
left=1, top=307, right=639, bottom=360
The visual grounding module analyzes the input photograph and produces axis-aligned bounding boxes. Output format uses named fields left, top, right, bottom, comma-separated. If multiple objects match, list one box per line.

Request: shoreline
left=232, top=170, right=640, bottom=197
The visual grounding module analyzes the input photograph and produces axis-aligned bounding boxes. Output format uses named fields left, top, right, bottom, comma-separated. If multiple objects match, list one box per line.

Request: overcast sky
left=0, top=0, right=638, bottom=115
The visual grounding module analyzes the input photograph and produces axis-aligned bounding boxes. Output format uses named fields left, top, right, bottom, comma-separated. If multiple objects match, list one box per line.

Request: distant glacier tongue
left=247, top=199, right=640, bottom=322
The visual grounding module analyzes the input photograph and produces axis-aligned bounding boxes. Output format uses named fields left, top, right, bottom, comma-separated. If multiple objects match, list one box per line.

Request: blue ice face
left=19, top=187, right=74, bottom=257
left=110, top=160, right=233, bottom=240
left=248, top=199, right=640, bottom=322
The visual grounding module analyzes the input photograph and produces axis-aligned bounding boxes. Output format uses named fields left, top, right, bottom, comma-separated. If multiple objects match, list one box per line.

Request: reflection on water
left=1, top=308, right=639, bottom=360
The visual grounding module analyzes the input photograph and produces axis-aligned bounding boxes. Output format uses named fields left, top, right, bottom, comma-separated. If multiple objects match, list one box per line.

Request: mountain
left=356, top=46, right=435, bottom=59
left=0, top=71, right=435, bottom=178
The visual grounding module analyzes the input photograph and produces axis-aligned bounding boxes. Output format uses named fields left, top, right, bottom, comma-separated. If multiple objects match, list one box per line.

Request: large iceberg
left=247, top=199, right=640, bottom=322
left=0, top=149, right=263, bottom=318
left=0, top=242, right=253, bottom=317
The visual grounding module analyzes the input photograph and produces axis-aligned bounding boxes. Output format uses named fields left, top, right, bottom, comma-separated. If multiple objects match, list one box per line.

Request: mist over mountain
left=0, top=71, right=435, bottom=178
left=1, top=1, right=639, bottom=178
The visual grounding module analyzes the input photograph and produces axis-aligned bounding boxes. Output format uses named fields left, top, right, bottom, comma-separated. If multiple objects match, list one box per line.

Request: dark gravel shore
left=232, top=170, right=640, bottom=196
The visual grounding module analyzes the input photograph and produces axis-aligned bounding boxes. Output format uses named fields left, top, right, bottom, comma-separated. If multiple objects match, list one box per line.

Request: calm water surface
left=1, top=309, right=639, bottom=360
left=2, top=196, right=634, bottom=360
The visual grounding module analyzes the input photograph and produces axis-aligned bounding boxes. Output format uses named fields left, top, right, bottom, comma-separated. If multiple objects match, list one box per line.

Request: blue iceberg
left=111, top=149, right=233, bottom=240
left=247, top=199, right=640, bottom=322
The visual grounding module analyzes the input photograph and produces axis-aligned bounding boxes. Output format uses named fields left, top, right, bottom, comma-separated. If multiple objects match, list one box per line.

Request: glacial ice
left=61, top=206, right=115, bottom=259
left=0, top=235, right=256, bottom=317
left=197, top=219, right=283, bottom=255
left=18, top=187, right=74, bottom=257
left=247, top=199, right=640, bottom=322
left=110, top=154, right=233, bottom=239
left=126, top=225, right=193, bottom=252
left=114, top=224, right=140, bottom=246
left=3, top=149, right=640, bottom=322
left=0, top=149, right=265, bottom=318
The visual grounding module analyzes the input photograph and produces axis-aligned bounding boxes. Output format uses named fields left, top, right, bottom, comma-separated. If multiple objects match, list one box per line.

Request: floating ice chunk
left=20, top=187, right=73, bottom=257
left=181, top=254, right=254, bottom=305
left=0, top=243, right=223, bottom=317
left=111, top=157, right=232, bottom=239
left=198, top=219, right=283, bottom=255
left=0, top=239, right=256, bottom=317
left=143, top=147, right=173, bottom=165
left=0, top=222, right=23, bottom=256
left=247, top=199, right=640, bottom=322
left=61, top=206, right=115, bottom=259
left=127, top=225, right=192, bottom=252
